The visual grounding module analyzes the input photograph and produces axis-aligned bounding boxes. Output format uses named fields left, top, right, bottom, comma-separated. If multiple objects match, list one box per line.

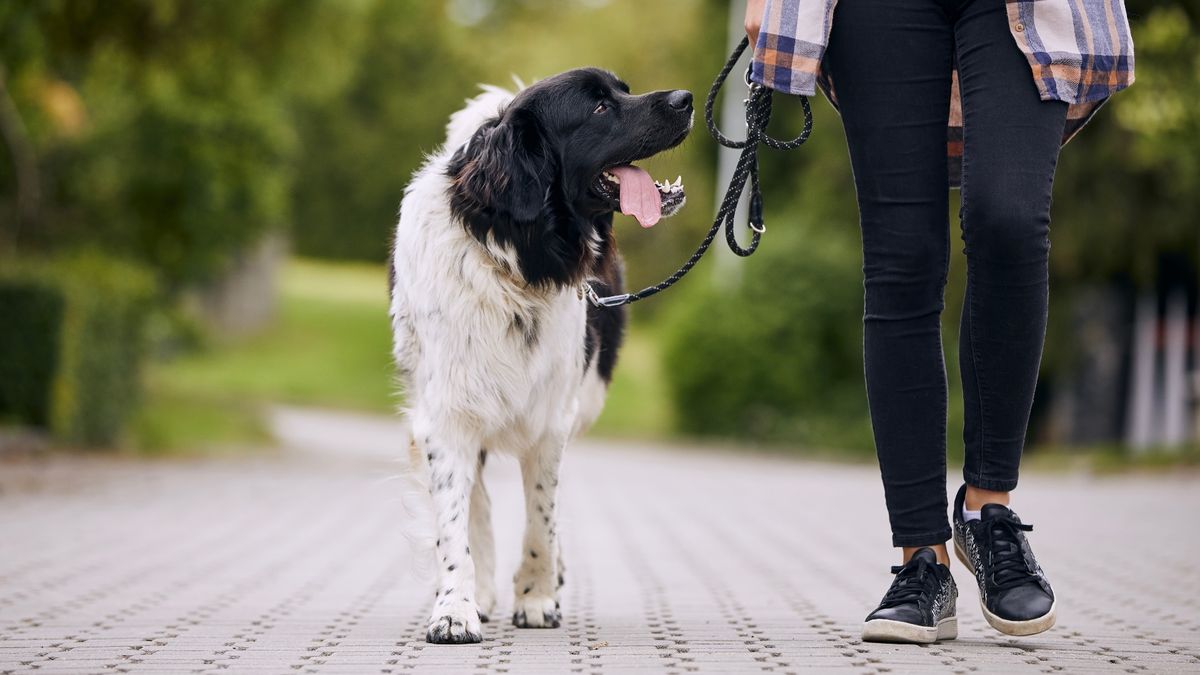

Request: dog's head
left=447, top=68, right=692, bottom=288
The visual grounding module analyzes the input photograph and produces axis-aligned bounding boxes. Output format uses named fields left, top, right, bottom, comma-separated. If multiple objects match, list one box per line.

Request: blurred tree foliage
left=1053, top=0, right=1200, bottom=285
left=0, top=0, right=371, bottom=289
left=289, top=0, right=477, bottom=261
left=1041, top=0, right=1200, bottom=392
left=1, top=0, right=1193, bottom=294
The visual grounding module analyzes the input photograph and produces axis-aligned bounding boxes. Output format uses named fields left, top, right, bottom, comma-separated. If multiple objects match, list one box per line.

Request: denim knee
left=862, top=237, right=948, bottom=322
left=960, top=193, right=1051, bottom=277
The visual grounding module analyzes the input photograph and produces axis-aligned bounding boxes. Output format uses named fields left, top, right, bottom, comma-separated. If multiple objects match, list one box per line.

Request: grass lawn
left=136, top=258, right=676, bottom=452
left=135, top=259, right=394, bottom=453
left=155, top=260, right=397, bottom=413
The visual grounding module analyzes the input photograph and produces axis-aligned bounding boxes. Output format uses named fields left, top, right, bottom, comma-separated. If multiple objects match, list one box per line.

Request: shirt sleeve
left=750, top=0, right=831, bottom=96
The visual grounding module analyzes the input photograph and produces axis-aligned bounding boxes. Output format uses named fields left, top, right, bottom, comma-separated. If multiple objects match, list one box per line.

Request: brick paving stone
left=1, top=409, right=1198, bottom=674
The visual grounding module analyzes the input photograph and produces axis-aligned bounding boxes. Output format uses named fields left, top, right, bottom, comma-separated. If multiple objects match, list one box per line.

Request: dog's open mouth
left=593, top=165, right=686, bottom=228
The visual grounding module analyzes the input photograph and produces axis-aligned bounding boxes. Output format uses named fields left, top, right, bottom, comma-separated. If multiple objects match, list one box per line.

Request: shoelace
left=878, top=557, right=940, bottom=609
left=983, top=514, right=1039, bottom=591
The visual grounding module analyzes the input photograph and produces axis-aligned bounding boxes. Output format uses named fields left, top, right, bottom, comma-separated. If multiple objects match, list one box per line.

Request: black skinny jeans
left=825, top=0, right=1068, bottom=546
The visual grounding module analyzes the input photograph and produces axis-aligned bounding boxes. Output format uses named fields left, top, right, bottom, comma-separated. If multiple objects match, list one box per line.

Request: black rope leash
left=584, top=37, right=813, bottom=308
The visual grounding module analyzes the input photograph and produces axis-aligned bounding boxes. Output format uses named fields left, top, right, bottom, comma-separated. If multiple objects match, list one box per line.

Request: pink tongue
left=611, top=165, right=661, bottom=228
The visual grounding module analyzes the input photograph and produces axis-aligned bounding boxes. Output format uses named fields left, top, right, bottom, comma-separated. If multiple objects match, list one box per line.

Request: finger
left=745, top=22, right=759, bottom=45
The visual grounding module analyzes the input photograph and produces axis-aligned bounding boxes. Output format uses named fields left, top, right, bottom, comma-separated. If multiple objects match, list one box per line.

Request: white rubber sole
left=862, top=616, right=958, bottom=644
left=954, top=541, right=1057, bottom=636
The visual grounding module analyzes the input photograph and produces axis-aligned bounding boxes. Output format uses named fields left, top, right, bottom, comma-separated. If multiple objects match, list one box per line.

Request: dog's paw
left=512, top=594, right=561, bottom=629
left=425, top=609, right=483, bottom=644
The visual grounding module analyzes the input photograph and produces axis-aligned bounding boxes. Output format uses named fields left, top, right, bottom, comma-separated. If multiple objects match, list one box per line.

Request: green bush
left=0, top=253, right=154, bottom=447
left=661, top=227, right=875, bottom=452
left=0, top=280, right=63, bottom=427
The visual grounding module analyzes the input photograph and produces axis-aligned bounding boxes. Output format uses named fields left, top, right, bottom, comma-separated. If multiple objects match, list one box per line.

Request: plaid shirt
left=751, top=0, right=1136, bottom=186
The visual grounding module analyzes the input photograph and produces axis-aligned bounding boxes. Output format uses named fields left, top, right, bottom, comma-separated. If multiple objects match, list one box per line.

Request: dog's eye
left=593, top=101, right=609, bottom=115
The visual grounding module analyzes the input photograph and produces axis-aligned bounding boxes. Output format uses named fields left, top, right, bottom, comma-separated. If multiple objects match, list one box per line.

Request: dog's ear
left=449, top=109, right=553, bottom=224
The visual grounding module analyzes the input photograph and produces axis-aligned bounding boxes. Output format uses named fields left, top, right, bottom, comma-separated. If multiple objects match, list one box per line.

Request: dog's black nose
left=667, top=90, right=693, bottom=111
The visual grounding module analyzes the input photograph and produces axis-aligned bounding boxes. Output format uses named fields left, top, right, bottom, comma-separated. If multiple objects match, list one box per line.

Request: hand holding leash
left=584, top=37, right=813, bottom=308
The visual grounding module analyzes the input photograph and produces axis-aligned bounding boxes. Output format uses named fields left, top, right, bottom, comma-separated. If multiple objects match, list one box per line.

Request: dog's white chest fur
left=390, top=202, right=591, bottom=449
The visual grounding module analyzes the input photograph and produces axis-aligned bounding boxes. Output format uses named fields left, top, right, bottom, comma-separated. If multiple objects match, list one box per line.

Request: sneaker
left=953, top=484, right=1056, bottom=636
left=862, top=547, right=958, bottom=644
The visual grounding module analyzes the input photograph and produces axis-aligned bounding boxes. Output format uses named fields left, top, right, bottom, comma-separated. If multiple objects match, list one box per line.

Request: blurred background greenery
left=0, top=0, right=1196, bottom=465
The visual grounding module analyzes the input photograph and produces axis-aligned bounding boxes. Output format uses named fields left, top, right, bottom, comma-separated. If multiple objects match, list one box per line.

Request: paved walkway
left=1, top=408, right=1198, bottom=674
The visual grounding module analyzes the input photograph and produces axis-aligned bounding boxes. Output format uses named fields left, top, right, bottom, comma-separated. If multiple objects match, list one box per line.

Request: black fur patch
left=583, top=257, right=626, bottom=383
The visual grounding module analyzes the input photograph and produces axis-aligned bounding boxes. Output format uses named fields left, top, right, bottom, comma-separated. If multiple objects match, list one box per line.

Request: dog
left=389, top=68, right=693, bottom=644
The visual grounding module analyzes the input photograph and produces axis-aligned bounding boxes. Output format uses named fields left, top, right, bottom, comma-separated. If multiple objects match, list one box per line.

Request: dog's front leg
left=512, top=437, right=564, bottom=628
left=420, top=426, right=483, bottom=644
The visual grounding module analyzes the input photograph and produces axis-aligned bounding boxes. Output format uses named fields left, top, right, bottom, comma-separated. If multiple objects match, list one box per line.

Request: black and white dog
left=390, top=69, right=693, bottom=644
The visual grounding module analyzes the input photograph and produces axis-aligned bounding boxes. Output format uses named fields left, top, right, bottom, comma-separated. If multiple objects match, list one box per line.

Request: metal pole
left=1163, top=290, right=1188, bottom=447
left=1125, top=293, right=1158, bottom=451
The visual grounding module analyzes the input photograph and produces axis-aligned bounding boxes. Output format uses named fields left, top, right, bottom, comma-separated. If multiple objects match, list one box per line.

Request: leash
left=583, top=37, right=813, bottom=309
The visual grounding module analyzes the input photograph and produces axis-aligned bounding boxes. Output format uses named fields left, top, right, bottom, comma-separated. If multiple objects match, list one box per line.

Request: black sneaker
left=953, top=484, right=1056, bottom=636
left=862, top=547, right=958, bottom=644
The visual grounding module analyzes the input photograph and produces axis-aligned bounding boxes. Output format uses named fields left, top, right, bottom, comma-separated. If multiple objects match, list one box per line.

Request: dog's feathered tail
left=396, top=415, right=439, bottom=585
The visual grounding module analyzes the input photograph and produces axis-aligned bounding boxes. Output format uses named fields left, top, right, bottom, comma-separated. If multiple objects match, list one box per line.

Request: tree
left=1051, top=0, right=1200, bottom=285
left=289, top=0, right=480, bottom=261
left=0, top=0, right=371, bottom=289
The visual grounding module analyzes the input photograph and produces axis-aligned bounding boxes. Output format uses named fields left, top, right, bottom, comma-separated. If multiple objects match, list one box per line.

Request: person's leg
left=955, top=0, right=1068, bottom=499
left=951, top=0, right=1067, bottom=636
left=824, top=0, right=956, bottom=557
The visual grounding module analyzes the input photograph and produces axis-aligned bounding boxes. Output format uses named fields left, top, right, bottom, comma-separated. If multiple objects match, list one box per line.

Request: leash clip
left=582, top=282, right=631, bottom=308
